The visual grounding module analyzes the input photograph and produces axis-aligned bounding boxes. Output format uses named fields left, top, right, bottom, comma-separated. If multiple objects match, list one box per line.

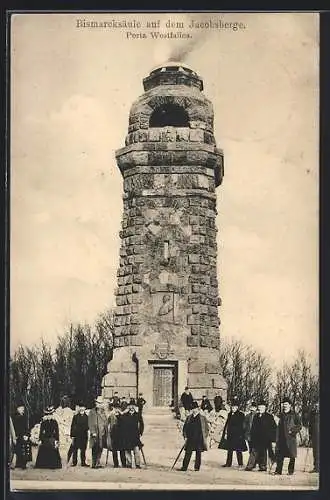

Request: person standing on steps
left=110, top=392, right=121, bottom=409
left=201, top=395, right=213, bottom=413
left=274, top=397, right=302, bottom=475
left=179, top=401, right=209, bottom=472
left=69, top=402, right=89, bottom=467
left=88, top=396, right=108, bottom=469
left=214, top=393, right=224, bottom=413
left=137, top=393, right=147, bottom=415
left=220, top=397, right=247, bottom=469
left=308, top=401, right=319, bottom=473
left=180, top=387, right=194, bottom=417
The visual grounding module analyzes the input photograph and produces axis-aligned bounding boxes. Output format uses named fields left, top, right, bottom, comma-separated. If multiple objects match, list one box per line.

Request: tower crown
left=143, top=61, right=204, bottom=92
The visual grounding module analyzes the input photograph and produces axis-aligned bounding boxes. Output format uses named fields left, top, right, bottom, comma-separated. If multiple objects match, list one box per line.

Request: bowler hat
left=282, top=397, right=292, bottom=405
left=44, top=405, right=55, bottom=415
left=257, top=399, right=267, bottom=406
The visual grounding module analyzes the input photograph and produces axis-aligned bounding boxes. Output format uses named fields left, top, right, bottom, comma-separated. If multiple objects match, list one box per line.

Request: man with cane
left=177, top=400, right=209, bottom=471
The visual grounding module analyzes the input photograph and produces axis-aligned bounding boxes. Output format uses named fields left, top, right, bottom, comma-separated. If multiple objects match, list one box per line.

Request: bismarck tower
left=102, top=62, right=227, bottom=407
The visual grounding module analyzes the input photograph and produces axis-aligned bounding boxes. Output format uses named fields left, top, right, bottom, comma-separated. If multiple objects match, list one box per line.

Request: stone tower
left=102, top=62, right=227, bottom=407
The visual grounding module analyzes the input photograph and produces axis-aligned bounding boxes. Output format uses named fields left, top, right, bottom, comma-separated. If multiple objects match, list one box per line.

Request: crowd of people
left=178, top=387, right=319, bottom=475
left=9, top=392, right=147, bottom=470
left=9, top=388, right=319, bottom=476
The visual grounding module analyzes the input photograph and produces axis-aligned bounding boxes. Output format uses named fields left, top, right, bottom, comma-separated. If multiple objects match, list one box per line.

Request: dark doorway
left=149, top=104, right=189, bottom=128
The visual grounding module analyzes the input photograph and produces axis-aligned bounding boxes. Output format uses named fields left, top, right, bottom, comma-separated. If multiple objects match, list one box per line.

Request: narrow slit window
left=164, top=241, right=169, bottom=261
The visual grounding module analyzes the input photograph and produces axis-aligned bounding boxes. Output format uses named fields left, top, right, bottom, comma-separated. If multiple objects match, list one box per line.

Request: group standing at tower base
left=9, top=392, right=319, bottom=478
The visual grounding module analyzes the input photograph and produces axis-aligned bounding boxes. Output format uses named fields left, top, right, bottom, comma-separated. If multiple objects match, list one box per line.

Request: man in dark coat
left=110, top=392, right=121, bottom=409
left=69, top=403, right=89, bottom=467
left=274, top=398, right=302, bottom=475
left=180, top=387, right=194, bottom=413
left=121, top=399, right=144, bottom=468
left=214, top=394, right=224, bottom=413
left=221, top=397, right=248, bottom=468
left=308, top=401, right=319, bottom=473
left=106, top=405, right=126, bottom=468
left=201, top=395, right=213, bottom=413
left=137, top=393, right=147, bottom=415
left=88, top=396, right=108, bottom=468
left=180, top=401, right=209, bottom=471
left=245, top=400, right=277, bottom=471
left=12, top=404, right=32, bottom=469
left=244, top=400, right=257, bottom=453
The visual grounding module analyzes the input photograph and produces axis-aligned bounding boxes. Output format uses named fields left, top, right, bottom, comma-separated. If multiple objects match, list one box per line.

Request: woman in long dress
left=35, top=406, right=62, bottom=469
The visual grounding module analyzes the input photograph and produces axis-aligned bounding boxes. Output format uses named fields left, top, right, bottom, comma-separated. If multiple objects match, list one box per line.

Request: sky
left=10, top=12, right=319, bottom=366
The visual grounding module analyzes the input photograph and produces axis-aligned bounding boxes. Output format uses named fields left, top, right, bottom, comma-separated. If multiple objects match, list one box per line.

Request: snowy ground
left=10, top=443, right=318, bottom=490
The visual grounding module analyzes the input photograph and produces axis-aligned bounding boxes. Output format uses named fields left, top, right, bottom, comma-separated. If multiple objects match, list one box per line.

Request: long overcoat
left=88, top=408, right=108, bottom=449
left=12, top=412, right=32, bottom=462
left=120, top=411, right=144, bottom=450
left=220, top=410, right=248, bottom=452
left=250, top=412, right=277, bottom=448
left=276, top=411, right=301, bottom=458
left=244, top=411, right=255, bottom=442
left=106, top=411, right=124, bottom=451
left=183, top=412, right=209, bottom=452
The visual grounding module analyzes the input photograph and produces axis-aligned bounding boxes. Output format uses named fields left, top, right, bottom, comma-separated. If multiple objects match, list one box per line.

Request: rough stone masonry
left=102, top=62, right=227, bottom=407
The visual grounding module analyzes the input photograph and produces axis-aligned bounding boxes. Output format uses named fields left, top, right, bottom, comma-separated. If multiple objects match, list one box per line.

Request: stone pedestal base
left=102, top=348, right=137, bottom=400
left=102, top=347, right=227, bottom=405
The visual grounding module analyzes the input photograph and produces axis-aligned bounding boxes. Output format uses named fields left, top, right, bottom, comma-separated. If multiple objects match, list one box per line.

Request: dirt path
left=11, top=444, right=318, bottom=490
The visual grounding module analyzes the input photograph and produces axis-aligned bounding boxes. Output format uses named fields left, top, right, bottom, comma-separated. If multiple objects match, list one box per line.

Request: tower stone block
left=102, top=63, right=227, bottom=406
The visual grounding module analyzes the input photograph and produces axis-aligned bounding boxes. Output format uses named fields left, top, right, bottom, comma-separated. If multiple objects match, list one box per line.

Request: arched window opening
left=149, top=103, right=189, bottom=128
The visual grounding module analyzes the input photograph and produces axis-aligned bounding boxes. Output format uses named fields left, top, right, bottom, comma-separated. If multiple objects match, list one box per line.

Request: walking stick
left=140, top=447, right=147, bottom=466
left=170, top=443, right=185, bottom=470
left=303, top=446, right=310, bottom=472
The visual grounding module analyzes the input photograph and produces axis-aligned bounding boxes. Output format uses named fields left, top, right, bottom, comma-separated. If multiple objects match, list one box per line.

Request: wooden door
left=153, top=367, right=174, bottom=407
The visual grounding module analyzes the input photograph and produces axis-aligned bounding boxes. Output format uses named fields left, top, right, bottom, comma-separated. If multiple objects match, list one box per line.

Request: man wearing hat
left=106, top=404, right=126, bottom=468
left=179, top=401, right=209, bottom=471
left=274, top=397, right=302, bottom=475
left=110, top=392, right=121, bottom=409
left=245, top=399, right=277, bottom=472
left=88, top=396, right=108, bottom=468
left=180, top=387, right=194, bottom=415
left=121, top=398, right=144, bottom=468
left=214, top=393, right=224, bottom=413
left=137, top=393, right=147, bottom=415
left=220, top=397, right=247, bottom=468
left=69, top=402, right=89, bottom=467
left=12, top=403, right=32, bottom=469
left=244, top=400, right=257, bottom=454
left=201, top=395, right=213, bottom=413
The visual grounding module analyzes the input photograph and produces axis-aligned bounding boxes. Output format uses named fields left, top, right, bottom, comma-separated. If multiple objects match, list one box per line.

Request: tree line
left=10, top=310, right=114, bottom=428
left=10, top=308, right=319, bottom=429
